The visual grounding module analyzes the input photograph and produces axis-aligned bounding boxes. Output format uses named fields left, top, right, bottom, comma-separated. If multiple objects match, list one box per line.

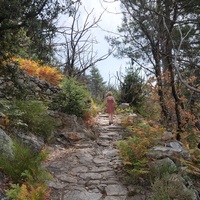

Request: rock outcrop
left=147, top=132, right=199, bottom=200
left=0, top=63, right=59, bottom=100
left=0, top=128, right=13, bottom=159
left=48, top=111, right=99, bottom=145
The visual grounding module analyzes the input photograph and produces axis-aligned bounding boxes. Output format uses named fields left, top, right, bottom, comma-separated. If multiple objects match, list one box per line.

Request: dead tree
left=54, top=2, right=112, bottom=78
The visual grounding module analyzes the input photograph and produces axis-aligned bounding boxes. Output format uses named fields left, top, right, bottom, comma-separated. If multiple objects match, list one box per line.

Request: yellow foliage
left=16, top=58, right=38, bottom=77
left=117, top=118, right=164, bottom=178
left=38, top=66, right=63, bottom=86
left=9, top=183, right=49, bottom=200
left=0, top=115, right=9, bottom=129
left=13, top=58, right=63, bottom=86
left=178, top=158, right=200, bottom=176
left=121, top=116, right=135, bottom=127
left=5, top=115, right=9, bottom=125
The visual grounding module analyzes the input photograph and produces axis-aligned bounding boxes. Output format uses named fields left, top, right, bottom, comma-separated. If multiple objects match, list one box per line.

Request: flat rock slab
left=79, top=173, right=102, bottom=180
left=93, top=158, right=110, bottom=164
left=104, top=196, right=127, bottom=200
left=97, top=141, right=111, bottom=147
left=99, top=135, right=113, bottom=140
left=106, top=132, right=121, bottom=137
left=91, top=166, right=113, bottom=172
left=55, top=174, right=78, bottom=183
left=102, top=149, right=119, bottom=157
left=47, top=180, right=68, bottom=189
left=105, top=184, right=128, bottom=196
left=71, top=166, right=89, bottom=173
left=63, top=190, right=102, bottom=200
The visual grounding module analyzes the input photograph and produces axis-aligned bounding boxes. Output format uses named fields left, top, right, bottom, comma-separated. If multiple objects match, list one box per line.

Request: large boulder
left=17, top=133, right=45, bottom=153
left=0, top=128, right=13, bottom=159
left=147, top=141, right=191, bottom=164
left=47, top=111, right=98, bottom=145
left=149, top=157, right=177, bottom=173
left=148, top=131, right=191, bottom=163
left=14, top=131, right=45, bottom=153
left=152, top=172, right=199, bottom=200
left=118, top=103, right=130, bottom=109
left=149, top=158, right=199, bottom=200
left=9, top=127, right=45, bottom=153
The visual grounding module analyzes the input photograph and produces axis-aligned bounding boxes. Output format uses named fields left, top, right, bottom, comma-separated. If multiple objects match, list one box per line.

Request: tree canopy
left=87, top=66, right=106, bottom=101
left=0, top=0, right=76, bottom=62
left=107, top=0, right=200, bottom=131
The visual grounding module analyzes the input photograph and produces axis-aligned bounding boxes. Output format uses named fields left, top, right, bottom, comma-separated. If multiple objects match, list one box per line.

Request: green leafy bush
left=0, top=139, right=50, bottom=183
left=149, top=160, right=177, bottom=183
left=6, top=182, right=49, bottom=200
left=0, top=100, right=55, bottom=138
left=16, top=100, right=55, bottom=138
left=116, top=119, right=163, bottom=179
left=119, top=67, right=145, bottom=108
left=0, top=100, right=23, bottom=120
left=116, top=137, right=149, bottom=179
left=152, top=173, right=196, bottom=200
left=51, top=77, right=90, bottom=117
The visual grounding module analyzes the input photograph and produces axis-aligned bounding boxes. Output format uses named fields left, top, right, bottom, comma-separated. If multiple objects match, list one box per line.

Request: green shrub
left=152, top=173, right=196, bottom=200
left=0, top=139, right=51, bottom=183
left=51, top=77, right=90, bottom=117
left=0, top=100, right=55, bottom=138
left=116, top=120, right=163, bottom=180
left=6, top=182, right=49, bottom=200
left=116, top=137, right=149, bottom=179
left=15, top=100, right=55, bottom=138
left=0, top=100, right=23, bottom=120
left=149, top=160, right=177, bottom=184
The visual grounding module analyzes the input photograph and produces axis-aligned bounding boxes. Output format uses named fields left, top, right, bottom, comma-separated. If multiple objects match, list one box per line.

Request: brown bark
left=153, top=46, right=169, bottom=123
left=162, top=36, right=184, bottom=131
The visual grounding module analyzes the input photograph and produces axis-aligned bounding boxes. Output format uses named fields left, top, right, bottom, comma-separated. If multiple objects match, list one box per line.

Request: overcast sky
left=80, top=0, right=130, bottom=85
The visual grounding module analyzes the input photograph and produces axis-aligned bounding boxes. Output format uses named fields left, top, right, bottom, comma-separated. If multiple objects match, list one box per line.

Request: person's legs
left=108, top=113, right=112, bottom=125
left=110, top=112, right=114, bottom=124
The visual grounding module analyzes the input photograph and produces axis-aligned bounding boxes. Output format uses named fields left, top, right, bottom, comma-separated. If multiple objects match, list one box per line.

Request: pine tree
left=88, top=66, right=106, bottom=101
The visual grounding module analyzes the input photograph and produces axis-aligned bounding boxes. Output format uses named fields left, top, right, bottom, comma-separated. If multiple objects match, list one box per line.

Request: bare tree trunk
left=155, top=65, right=169, bottom=123
left=161, top=32, right=185, bottom=131
left=159, top=2, right=184, bottom=131
left=153, top=47, right=169, bottom=123
left=168, top=60, right=183, bottom=131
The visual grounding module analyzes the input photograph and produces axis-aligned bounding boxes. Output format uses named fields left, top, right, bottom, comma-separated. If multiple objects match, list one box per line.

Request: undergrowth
left=50, top=77, right=90, bottom=117
left=16, top=100, right=56, bottom=138
left=116, top=117, right=164, bottom=181
left=82, top=98, right=101, bottom=127
left=0, top=99, right=55, bottom=139
left=117, top=112, right=200, bottom=198
left=0, top=139, right=51, bottom=199
left=152, top=173, right=196, bottom=200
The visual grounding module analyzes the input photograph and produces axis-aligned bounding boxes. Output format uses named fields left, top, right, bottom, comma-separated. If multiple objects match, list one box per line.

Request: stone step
left=45, top=114, right=152, bottom=200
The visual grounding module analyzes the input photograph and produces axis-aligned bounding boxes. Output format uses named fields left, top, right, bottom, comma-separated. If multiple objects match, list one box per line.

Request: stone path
left=44, top=114, right=149, bottom=200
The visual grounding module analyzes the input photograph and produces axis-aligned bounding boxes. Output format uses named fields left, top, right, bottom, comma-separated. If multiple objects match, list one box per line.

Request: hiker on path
left=106, top=91, right=116, bottom=125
